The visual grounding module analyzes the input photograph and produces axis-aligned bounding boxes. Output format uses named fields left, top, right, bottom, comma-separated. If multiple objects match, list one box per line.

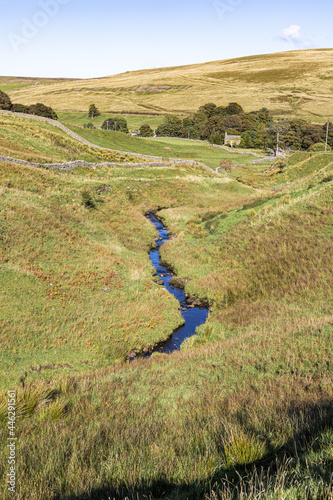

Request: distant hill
left=4, top=49, right=333, bottom=119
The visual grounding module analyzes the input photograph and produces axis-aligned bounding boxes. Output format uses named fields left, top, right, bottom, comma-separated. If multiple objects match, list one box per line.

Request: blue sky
left=0, top=0, right=332, bottom=78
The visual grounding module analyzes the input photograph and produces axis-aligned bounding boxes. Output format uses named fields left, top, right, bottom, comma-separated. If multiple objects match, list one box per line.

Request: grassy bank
left=0, top=137, right=332, bottom=499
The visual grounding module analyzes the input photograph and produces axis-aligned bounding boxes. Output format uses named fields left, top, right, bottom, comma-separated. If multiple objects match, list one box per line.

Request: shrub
left=273, top=158, right=287, bottom=173
left=83, top=122, right=96, bottom=129
left=81, top=190, right=96, bottom=208
left=309, top=142, right=331, bottom=152
left=320, top=174, right=333, bottom=184
left=219, top=160, right=233, bottom=172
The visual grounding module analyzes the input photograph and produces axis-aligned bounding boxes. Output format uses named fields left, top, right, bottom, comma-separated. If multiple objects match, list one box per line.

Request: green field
left=67, top=125, right=267, bottom=169
left=0, top=84, right=32, bottom=92
left=0, top=113, right=332, bottom=499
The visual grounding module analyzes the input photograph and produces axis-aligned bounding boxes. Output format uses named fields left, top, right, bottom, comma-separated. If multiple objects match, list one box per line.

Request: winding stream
left=146, top=213, right=209, bottom=353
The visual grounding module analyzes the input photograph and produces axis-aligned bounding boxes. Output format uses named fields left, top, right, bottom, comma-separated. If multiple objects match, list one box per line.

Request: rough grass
left=0, top=154, right=255, bottom=388
left=0, top=136, right=332, bottom=499
left=7, top=49, right=333, bottom=118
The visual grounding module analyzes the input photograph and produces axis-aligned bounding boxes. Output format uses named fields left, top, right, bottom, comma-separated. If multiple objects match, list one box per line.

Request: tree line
left=154, top=102, right=332, bottom=151
left=0, top=90, right=58, bottom=120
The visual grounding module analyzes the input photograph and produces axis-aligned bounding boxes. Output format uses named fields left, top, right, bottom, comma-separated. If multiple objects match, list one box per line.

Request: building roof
left=225, top=134, right=241, bottom=140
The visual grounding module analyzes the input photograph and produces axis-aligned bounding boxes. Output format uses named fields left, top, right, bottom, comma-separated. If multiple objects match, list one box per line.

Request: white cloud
left=277, top=25, right=313, bottom=48
left=279, top=25, right=302, bottom=43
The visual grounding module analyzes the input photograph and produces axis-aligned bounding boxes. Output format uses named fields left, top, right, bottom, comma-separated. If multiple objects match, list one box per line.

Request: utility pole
left=265, top=127, right=268, bottom=150
left=276, top=129, right=280, bottom=156
left=115, top=121, right=117, bottom=131
left=325, top=119, right=330, bottom=153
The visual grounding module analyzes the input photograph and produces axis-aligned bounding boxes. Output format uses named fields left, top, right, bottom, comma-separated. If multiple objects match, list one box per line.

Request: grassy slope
left=7, top=49, right=333, bottom=119
left=0, top=114, right=146, bottom=164
left=67, top=125, right=266, bottom=169
left=0, top=129, right=332, bottom=499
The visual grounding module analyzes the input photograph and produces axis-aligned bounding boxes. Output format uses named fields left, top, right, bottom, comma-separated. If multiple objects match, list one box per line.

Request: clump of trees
left=153, top=101, right=331, bottom=151
left=101, top=117, right=128, bottom=133
left=0, top=90, right=58, bottom=119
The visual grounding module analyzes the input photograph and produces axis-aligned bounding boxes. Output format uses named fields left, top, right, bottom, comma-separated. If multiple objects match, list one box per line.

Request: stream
left=146, top=213, right=209, bottom=353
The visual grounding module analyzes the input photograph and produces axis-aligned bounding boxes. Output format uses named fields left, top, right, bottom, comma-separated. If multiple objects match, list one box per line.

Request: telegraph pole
left=325, top=119, right=330, bottom=153
left=276, top=129, right=280, bottom=156
left=265, top=127, right=268, bottom=150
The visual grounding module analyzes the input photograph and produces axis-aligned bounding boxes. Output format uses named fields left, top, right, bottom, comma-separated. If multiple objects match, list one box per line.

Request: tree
left=89, top=104, right=100, bottom=119
left=139, top=124, right=154, bottom=137
left=29, top=103, right=58, bottom=120
left=224, top=102, right=244, bottom=116
left=241, top=131, right=256, bottom=148
left=223, top=115, right=243, bottom=132
left=11, top=103, right=30, bottom=113
left=155, top=115, right=183, bottom=137
left=198, top=103, right=217, bottom=118
left=200, top=115, right=225, bottom=140
left=0, top=90, right=12, bottom=110
left=101, top=117, right=128, bottom=133
left=209, top=132, right=224, bottom=145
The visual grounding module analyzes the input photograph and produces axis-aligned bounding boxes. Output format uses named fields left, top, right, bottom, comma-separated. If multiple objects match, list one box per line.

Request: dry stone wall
left=0, top=155, right=170, bottom=171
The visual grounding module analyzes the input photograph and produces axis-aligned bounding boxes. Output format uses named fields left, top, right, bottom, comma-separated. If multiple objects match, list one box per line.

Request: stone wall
left=0, top=155, right=170, bottom=172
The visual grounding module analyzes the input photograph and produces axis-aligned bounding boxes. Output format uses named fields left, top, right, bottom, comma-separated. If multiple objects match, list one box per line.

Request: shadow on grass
left=56, top=400, right=333, bottom=500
